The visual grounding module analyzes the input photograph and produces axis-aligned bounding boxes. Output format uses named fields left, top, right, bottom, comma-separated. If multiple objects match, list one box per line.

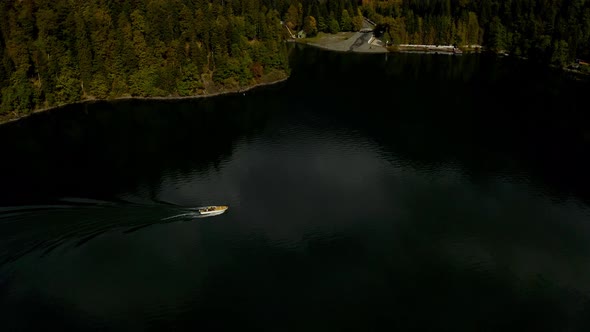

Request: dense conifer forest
left=1, top=0, right=590, bottom=117
left=363, top=0, right=590, bottom=65
left=0, top=0, right=291, bottom=115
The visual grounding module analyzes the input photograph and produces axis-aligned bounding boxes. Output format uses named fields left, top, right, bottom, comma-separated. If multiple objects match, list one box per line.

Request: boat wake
left=160, top=212, right=210, bottom=220
left=0, top=198, right=226, bottom=267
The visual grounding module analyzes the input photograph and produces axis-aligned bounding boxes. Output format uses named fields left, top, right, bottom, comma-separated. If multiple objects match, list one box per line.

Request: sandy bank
left=296, top=32, right=388, bottom=54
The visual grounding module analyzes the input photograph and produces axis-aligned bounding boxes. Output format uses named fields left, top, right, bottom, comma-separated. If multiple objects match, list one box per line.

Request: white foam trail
left=160, top=212, right=202, bottom=221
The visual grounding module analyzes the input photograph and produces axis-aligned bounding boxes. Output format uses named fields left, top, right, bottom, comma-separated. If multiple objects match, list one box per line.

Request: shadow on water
left=1, top=45, right=590, bottom=331
left=2, top=47, right=588, bottom=206
left=0, top=86, right=282, bottom=272
left=287, top=45, right=590, bottom=202
left=0, top=86, right=283, bottom=206
left=153, top=234, right=590, bottom=332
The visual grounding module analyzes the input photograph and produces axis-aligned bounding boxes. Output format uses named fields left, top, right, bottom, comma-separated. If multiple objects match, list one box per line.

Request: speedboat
left=197, top=205, right=228, bottom=216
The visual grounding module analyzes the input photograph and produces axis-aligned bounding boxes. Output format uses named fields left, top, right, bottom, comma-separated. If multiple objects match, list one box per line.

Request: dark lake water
left=2, top=46, right=590, bottom=331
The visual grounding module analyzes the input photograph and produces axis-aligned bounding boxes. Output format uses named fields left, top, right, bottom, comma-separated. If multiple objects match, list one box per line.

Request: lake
left=1, top=45, right=590, bottom=331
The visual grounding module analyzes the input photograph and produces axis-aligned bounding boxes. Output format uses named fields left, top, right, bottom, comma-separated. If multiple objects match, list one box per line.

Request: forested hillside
left=361, top=0, right=590, bottom=65
left=278, top=0, right=590, bottom=66
left=1, top=0, right=590, bottom=118
left=0, top=0, right=290, bottom=115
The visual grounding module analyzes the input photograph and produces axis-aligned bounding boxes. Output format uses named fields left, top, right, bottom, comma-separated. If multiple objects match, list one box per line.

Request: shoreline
left=296, top=40, right=387, bottom=54
left=0, top=74, right=289, bottom=126
left=297, top=35, right=590, bottom=78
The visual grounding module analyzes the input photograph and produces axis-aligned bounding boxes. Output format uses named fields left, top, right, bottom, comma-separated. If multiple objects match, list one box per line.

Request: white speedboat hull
left=199, top=209, right=226, bottom=216
left=197, top=205, right=228, bottom=217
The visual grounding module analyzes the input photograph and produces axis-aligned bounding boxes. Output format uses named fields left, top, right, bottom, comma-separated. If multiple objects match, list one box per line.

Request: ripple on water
left=0, top=200, right=217, bottom=268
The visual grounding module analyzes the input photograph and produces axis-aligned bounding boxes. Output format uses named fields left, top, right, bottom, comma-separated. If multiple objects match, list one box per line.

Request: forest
left=282, top=0, right=590, bottom=65
left=0, top=0, right=291, bottom=115
left=361, top=0, right=590, bottom=66
left=1, top=0, right=590, bottom=116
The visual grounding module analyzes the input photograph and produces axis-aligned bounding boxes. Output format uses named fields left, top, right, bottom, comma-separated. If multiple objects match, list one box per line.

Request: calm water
left=1, top=46, right=590, bottom=331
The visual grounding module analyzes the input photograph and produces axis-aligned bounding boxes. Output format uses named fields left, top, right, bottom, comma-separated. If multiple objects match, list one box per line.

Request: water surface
left=1, top=46, right=590, bottom=331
